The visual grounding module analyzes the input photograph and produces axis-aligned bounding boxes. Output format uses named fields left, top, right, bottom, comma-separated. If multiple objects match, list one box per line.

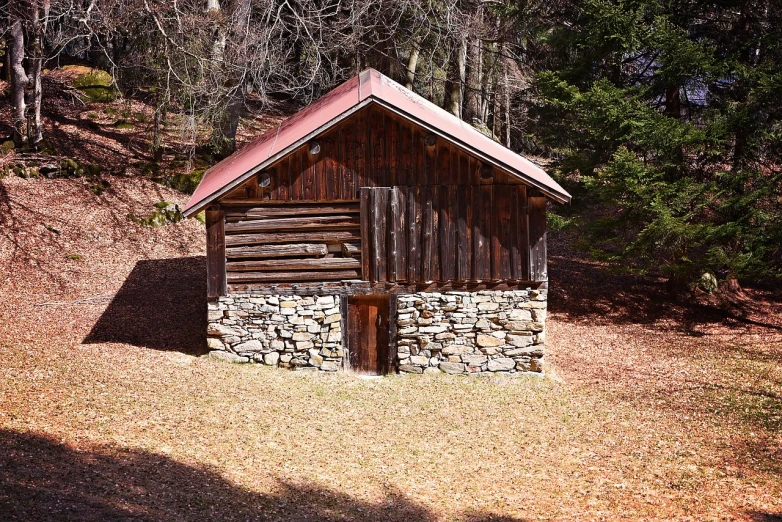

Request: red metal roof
left=184, top=69, right=571, bottom=216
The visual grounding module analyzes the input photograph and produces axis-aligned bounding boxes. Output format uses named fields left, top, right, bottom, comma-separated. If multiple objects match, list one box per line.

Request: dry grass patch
left=2, top=331, right=780, bottom=520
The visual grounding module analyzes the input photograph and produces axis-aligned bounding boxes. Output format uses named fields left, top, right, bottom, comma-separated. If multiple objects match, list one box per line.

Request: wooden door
left=346, top=295, right=393, bottom=375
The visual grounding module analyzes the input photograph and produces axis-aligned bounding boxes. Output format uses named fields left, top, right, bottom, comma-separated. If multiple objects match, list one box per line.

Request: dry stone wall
left=207, top=294, right=343, bottom=371
left=206, top=289, right=547, bottom=375
left=396, top=290, right=546, bottom=375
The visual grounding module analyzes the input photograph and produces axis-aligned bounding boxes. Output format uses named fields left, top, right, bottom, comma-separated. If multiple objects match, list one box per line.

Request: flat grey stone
left=206, top=337, right=225, bottom=350
left=234, top=340, right=264, bottom=352
left=320, top=360, right=339, bottom=371
left=207, top=324, right=245, bottom=337
left=462, top=354, right=488, bottom=366
left=438, top=362, right=465, bottom=374
left=476, top=334, right=503, bottom=347
left=487, top=357, right=515, bottom=372
left=409, top=355, right=429, bottom=366
left=442, top=344, right=472, bottom=355
left=208, top=351, right=249, bottom=364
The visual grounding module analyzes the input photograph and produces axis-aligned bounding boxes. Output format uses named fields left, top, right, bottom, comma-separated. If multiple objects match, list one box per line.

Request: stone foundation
left=396, top=290, right=546, bottom=375
left=207, top=294, right=344, bottom=371
left=206, top=289, right=546, bottom=375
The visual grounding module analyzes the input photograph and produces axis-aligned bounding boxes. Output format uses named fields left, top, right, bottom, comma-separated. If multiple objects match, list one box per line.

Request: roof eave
left=368, top=97, right=572, bottom=204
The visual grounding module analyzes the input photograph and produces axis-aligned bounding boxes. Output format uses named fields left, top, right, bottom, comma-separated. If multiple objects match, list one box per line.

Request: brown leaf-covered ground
left=1, top=71, right=781, bottom=521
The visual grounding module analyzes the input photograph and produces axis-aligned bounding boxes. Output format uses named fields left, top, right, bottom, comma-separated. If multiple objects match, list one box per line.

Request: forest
left=2, top=0, right=781, bottom=288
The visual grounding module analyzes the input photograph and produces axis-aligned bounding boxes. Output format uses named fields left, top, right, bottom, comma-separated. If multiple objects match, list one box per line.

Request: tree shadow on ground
left=546, top=237, right=782, bottom=333
left=747, top=513, right=782, bottom=521
left=83, top=256, right=208, bottom=355
left=40, top=76, right=155, bottom=165
left=0, top=428, right=524, bottom=522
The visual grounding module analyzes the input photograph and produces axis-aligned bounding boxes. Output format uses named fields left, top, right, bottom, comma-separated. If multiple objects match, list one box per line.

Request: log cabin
left=184, top=69, right=571, bottom=375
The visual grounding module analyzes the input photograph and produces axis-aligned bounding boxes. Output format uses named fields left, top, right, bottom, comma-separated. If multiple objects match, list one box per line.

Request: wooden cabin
left=184, top=69, right=571, bottom=375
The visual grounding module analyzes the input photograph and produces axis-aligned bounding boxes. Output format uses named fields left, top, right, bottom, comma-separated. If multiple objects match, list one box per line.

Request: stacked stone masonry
left=207, top=295, right=344, bottom=371
left=396, top=290, right=546, bottom=375
left=207, top=289, right=547, bottom=375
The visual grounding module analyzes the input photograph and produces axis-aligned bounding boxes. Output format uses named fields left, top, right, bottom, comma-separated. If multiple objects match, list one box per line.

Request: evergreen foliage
left=531, top=0, right=782, bottom=283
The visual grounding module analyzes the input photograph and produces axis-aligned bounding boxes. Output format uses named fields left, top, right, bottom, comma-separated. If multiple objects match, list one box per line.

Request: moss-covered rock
left=12, top=163, right=39, bottom=179
left=140, top=162, right=160, bottom=176
left=59, top=158, right=84, bottom=178
left=113, top=119, right=134, bottom=130
left=166, top=168, right=207, bottom=194
left=129, top=202, right=183, bottom=228
left=1, top=140, right=15, bottom=155
left=73, top=69, right=119, bottom=103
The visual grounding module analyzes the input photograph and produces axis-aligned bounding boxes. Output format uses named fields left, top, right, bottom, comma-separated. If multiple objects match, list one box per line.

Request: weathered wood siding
left=215, top=104, right=547, bottom=293
left=361, top=186, right=530, bottom=283
left=206, top=209, right=227, bottom=298
left=220, top=105, right=522, bottom=204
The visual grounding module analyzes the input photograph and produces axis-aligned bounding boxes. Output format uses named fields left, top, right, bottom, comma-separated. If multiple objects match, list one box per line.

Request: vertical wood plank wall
left=220, top=105, right=525, bottom=203
left=528, top=192, right=548, bottom=283
left=361, top=186, right=536, bottom=283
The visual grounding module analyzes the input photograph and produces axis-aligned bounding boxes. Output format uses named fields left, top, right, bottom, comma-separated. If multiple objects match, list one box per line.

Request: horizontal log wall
left=223, top=202, right=361, bottom=287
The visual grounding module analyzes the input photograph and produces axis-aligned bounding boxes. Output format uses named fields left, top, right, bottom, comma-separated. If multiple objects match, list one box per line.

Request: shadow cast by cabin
left=83, top=256, right=209, bottom=355
left=0, top=428, right=527, bottom=521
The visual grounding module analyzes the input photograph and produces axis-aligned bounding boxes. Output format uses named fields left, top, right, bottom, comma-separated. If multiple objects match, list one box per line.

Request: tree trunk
left=2, top=39, right=10, bottom=82
left=664, top=85, right=681, bottom=119
left=7, top=2, right=28, bottom=147
left=465, top=35, right=483, bottom=124
left=722, top=278, right=743, bottom=294
left=504, top=67, right=511, bottom=148
left=405, top=46, right=419, bottom=90
left=152, top=101, right=164, bottom=162
left=444, top=37, right=467, bottom=118
left=212, top=0, right=250, bottom=157
left=216, top=95, right=243, bottom=156
left=25, top=0, right=48, bottom=147
left=731, top=2, right=753, bottom=170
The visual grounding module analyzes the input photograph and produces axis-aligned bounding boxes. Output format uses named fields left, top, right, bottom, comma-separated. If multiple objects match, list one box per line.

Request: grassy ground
left=0, top=176, right=781, bottom=520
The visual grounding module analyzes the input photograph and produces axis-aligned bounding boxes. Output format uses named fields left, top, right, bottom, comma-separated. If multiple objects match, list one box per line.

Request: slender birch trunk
left=8, top=1, right=28, bottom=146
left=405, top=46, right=419, bottom=90
left=445, top=37, right=467, bottom=118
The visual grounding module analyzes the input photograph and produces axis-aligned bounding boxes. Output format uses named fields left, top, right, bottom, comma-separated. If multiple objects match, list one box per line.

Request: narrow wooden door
left=347, top=296, right=392, bottom=375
